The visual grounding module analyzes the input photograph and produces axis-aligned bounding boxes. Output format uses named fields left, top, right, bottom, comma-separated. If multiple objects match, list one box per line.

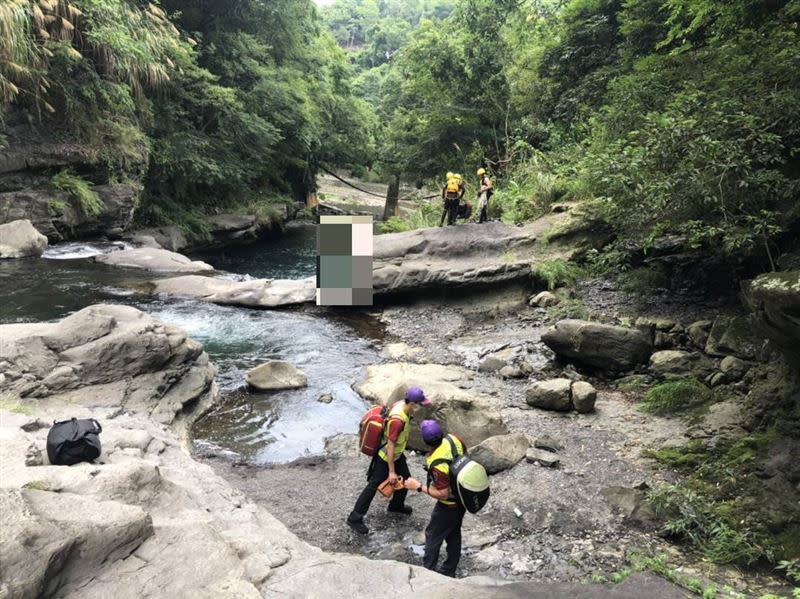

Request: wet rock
left=529, top=291, right=559, bottom=308
left=95, top=248, right=214, bottom=273
left=649, top=350, right=714, bottom=379
left=151, top=275, right=316, bottom=308
left=354, top=363, right=508, bottom=450
left=687, top=320, right=713, bottom=349
left=525, top=378, right=572, bottom=411
left=526, top=447, right=560, bottom=467
left=469, top=433, right=529, bottom=473
left=0, top=219, right=48, bottom=258
left=570, top=381, right=597, bottom=413
left=246, top=361, right=308, bottom=391
left=541, top=319, right=653, bottom=372
left=127, top=234, right=162, bottom=249
left=126, top=225, right=187, bottom=252
left=318, top=393, right=334, bottom=403
left=704, top=315, right=763, bottom=360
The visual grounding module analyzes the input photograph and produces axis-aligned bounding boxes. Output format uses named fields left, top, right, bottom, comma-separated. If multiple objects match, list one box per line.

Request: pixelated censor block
left=317, top=215, right=373, bottom=306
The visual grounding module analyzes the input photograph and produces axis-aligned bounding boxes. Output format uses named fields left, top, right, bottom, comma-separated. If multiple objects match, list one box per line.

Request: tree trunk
left=306, top=190, right=318, bottom=210
left=383, top=174, right=400, bottom=221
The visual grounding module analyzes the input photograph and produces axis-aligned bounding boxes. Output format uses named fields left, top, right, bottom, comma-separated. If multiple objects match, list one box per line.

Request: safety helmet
left=446, top=171, right=454, bottom=180
left=454, top=173, right=462, bottom=182
left=420, top=419, right=443, bottom=445
left=477, top=168, right=486, bottom=176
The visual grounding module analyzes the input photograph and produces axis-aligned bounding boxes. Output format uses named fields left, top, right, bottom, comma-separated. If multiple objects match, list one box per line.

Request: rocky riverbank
left=0, top=305, right=694, bottom=598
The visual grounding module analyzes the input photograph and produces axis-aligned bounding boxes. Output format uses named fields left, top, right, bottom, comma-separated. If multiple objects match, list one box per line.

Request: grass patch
left=644, top=440, right=708, bottom=469
left=379, top=199, right=441, bottom=233
left=23, top=480, right=52, bottom=492
left=532, top=258, right=582, bottom=290
left=0, top=393, right=34, bottom=415
left=639, top=378, right=711, bottom=415
left=547, top=298, right=588, bottom=320
left=47, top=198, right=68, bottom=215
left=51, top=170, right=104, bottom=217
left=630, top=554, right=719, bottom=597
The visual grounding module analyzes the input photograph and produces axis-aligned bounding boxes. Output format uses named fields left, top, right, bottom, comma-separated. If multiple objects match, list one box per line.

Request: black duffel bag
left=46, top=418, right=103, bottom=465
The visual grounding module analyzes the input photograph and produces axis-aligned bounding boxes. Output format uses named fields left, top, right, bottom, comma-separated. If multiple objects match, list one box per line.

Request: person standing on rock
left=347, top=387, right=431, bottom=534
left=476, top=168, right=493, bottom=223
left=440, top=172, right=461, bottom=227
left=403, top=420, right=467, bottom=577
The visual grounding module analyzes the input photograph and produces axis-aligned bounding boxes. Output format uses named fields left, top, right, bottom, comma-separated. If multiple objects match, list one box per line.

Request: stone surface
left=525, top=447, right=561, bottom=467
left=0, top=219, right=48, bottom=258
left=479, top=347, right=520, bottom=373
left=95, top=247, right=214, bottom=273
left=744, top=271, right=800, bottom=366
left=354, top=363, right=508, bottom=450
left=246, top=361, right=308, bottom=391
left=720, top=356, right=748, bottom=381
left=525, top=378, right=573, bottom=411
left=531, top=435, right=564, bottom=452
left=570, top=381, right=597, bottom=413
left=649, top=350, right=714, bottom=379
left=318, top=393, right=334, bottom=404
left=686, top=320, right=713, bottom=349
left=541, top=320, right=653, bottom=372
left=600, top=486, right=656, bottom=525
left=383, top=342, right=423, bottom=360
left=635, top=317, right=676, bottom=332
left=468, top=433, right=529, bottom=474
left=150, top=275, right=317, bottom=308
left=372, top=221, right=539, bottom=294
left=529, top=291, right=559, bottom=308
left=0, top=304, right=218, bottom=429
left=704, top=315, right=763, bottom=360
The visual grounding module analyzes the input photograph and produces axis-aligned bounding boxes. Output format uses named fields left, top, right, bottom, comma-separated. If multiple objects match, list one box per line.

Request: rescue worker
left=476, top=168, right=493, bottom=223
left=403, top=420, right=467, bottom=577
left=440, top=172, right=461, bottom=226
left=347, top=387, right=431, bottom=534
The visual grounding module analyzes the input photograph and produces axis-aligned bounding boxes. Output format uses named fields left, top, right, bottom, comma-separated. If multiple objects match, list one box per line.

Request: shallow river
left=0, top=224, right=380, bottom=464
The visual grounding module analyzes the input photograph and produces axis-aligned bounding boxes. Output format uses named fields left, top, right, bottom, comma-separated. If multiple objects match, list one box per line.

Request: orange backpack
left=358, top=405, right=388, bottom=456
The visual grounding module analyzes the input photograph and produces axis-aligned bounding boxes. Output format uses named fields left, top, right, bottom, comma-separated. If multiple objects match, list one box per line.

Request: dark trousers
left=439, top=197, right=459, bottom=226
left=423, top=502, right=466, bottom=576
left=350, top=454, right=411, bottom=519
left=478, top=205, right=488, bottom=223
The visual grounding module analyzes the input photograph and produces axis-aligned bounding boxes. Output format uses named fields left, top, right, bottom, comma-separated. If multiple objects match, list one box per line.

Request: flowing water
left=0, top=225, right=381, bottom=464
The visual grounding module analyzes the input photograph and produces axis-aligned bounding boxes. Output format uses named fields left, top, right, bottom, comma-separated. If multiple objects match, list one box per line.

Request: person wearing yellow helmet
left=476, top=168, right=493, bottom=223
left=440, top=171, right=461, bottom=226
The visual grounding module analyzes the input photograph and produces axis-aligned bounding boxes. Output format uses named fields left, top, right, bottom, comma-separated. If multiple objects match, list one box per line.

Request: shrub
left=532, top=258, right=582, bottom=290
left=47, top=198, right=68, bottom=215
left=379, top=199, right=440, bottom=233
left=639, top=379, right=711, bottom=415
left=51, top=170, right=104, bottom=217
left=547, top=298, right=588, bottom=320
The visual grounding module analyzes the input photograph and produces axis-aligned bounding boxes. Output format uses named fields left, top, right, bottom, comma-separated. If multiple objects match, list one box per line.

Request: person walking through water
left=439, top=172, right=461, bottom=226
left=403, top=420, right=467, bottom=577
left=347, top=387, right=431, bottom=534
left=476, top=168, right=493, bottom=223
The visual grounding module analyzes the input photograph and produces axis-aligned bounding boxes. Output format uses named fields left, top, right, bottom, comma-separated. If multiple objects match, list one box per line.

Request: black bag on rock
left=46, top=418, right=102, bottom=465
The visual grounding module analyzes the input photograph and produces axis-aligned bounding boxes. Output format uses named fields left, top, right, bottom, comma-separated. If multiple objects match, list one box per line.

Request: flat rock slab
left=151, top=275, right=316, bottom=308
left=526, top=447, right=561, bottom=468
left=0, top=219, right=48, bottom=258
left=95, top=248, right=213, bottom=273
left=372, top=221, right=539, bottom=294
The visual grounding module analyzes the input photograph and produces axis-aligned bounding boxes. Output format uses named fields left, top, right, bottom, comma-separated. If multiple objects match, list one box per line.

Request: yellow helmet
left=477, top=168, right=486, bottom=176
left=454, top=173, right=462, bottom=182
left=446, top=171, right=454, bottom=180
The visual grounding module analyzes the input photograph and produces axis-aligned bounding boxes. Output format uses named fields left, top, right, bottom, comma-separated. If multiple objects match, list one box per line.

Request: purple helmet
left=405, top=386, right=431, bottom=405
left=420, top=419, right=443, bottom=445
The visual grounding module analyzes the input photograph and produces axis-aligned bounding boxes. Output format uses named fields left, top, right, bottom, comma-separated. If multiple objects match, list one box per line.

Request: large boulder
left=150, top=274, right=316, bottom=308
left=525, top=379, right=573, bottom=411
left=0, top=219, right=48, bottom=258
left=541, top=319, right=653, bottom=372
left=354, top=363, right=508, bottom=450
left=0, top=304, right=218, bottom=428
left=95, top=248, right=214, bottom=273
left=704, top=315, right=763, bottom=360
left=649, top=350, right=715, bottom=379
left=246, top=361, right=308, bottom=391
left=571, top=381, right=597, bottom=413
left=372, top=221, right=539, bottom=294
left=744, top=271, right=800, bottom=366
left=687, top=320, right=713, bottom=349
left=468, top=433, right=529, bottom=474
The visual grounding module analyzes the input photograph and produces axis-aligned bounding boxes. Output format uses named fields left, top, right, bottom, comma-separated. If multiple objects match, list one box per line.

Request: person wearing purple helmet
left=347, top=386, right=431, bottom=534
left=404, top=419, right=468, bottom=577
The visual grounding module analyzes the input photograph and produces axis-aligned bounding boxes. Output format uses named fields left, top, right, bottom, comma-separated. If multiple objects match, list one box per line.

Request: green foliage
left=629, top=554, right=719, bottom=597
left=639, top=378, right=711, bottom=415
left=777, top=559, right=800, bottom=584
left=546, top=298, right=588, bottom=321
left=47, top=198, right=68, bottom=215
left=379, top=199, right=440, bottom=232
left=647, top=485, right=768, bottom=565
left=532, top=259, right=582, bottom=290
left=51, top=170, right=104, bottom=216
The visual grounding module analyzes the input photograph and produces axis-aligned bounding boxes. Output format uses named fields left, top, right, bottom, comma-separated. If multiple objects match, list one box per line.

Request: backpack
left=457, top=201, right=472, bottom=220
left=46, top=418, right=102, bottom=466
left=445, top=178, right=460, bottom=197
left=428, top=435, right=490, bottom=514
left=358, top=405, right=388, bottom=456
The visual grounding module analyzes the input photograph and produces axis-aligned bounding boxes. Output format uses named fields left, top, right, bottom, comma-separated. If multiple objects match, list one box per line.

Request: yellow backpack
left=445, top=178, right=460, bottom=194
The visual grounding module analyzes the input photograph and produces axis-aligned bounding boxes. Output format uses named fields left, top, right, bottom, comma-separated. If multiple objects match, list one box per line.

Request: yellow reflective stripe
left=425, top=435, right=464, bottom=505
left=378, top=402, right=409, bottom=461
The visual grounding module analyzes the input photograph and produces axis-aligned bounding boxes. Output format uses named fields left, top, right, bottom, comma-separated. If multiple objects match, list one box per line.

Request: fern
left=51, top=170, right=104, bottom=217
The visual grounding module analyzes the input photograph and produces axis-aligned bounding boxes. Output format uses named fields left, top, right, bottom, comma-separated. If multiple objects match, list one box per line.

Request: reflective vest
left=426, top=434, right=465, bottom=506
left=378, top=401, right=410, bottom=462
